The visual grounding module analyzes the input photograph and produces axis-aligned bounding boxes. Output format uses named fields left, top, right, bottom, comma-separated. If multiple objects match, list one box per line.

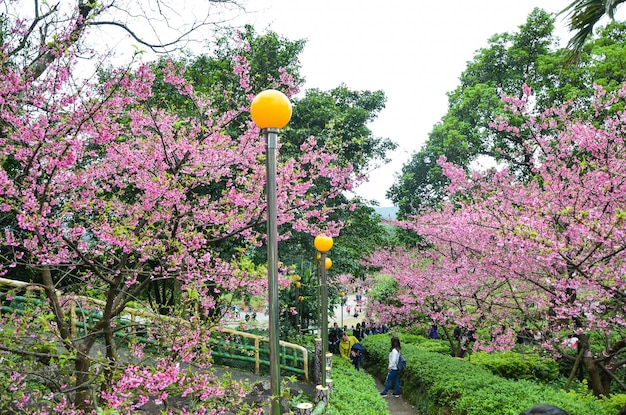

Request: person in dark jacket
left=520, top=404, right=569, bottom=415
left=350, top=342, right=365, bottom=370
left=353, top=322, right=365, bottom=341
left=428, top=324, right=439, bottom=339
left=329, top=322, right=341, bottom=354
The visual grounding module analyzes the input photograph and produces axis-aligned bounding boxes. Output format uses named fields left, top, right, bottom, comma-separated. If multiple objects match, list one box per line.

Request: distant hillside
left=374, top=206, right=399, bottom=219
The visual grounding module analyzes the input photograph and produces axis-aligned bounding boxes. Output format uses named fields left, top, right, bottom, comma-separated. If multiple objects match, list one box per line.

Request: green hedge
left=327, top=356, right=390, bottom=415
left=416, top=338, right=453, bottom=355
left=361, top=334, right=611, bottom=415
left=468, top=350, right=559, bottom=383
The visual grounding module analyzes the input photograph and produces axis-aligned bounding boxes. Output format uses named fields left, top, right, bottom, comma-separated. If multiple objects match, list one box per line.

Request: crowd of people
left=328, top=319, right=391, bottom=371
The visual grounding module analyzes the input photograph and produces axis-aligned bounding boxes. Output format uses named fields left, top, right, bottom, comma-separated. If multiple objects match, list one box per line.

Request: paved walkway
left=371, top=372, right=420, bottom=415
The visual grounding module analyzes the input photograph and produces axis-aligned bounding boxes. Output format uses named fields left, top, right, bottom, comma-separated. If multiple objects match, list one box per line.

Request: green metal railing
left=0, top=277, right=309, bottom=381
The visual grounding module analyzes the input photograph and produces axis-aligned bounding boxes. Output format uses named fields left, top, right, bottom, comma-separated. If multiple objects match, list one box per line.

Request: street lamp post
left=250, top=89, right=292, bottom=415
left=314, top=234, right=333, bottom=388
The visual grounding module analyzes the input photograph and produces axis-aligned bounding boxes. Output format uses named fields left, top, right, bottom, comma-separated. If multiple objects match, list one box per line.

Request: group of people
left=345, top=304, right=362, bottom=317
left=329, top=321, right=390, bottom=353
left=453, top=326, right=476, bottom=346
left=328, top=322, right=366, bottom=370
left=338, top=332, right=366, bottom=370
left=326, top=319, right=389, bottom=372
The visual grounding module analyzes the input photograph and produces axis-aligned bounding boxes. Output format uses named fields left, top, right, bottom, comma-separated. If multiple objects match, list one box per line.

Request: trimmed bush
left=327, top=356, right=389, bottom=415
left=361, top=334, right=611, bottom=415
left=468, top=350, right=559, bottom=382
left=417, top=338, right=453, bottom=355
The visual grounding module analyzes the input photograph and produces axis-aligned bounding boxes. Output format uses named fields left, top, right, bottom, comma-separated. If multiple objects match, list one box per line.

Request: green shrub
left=361, top=334, right=611, bottom=415
left=598, top=392, right=626, bottom=414
left=327, top=356, right=389, bottom=415
left=398, top=324, right=428, bottom=337
left=417, top=339, right=452, bottom=355
left=469, top=350, right=559, bottom=382
left=395, top=332, right=424, bottom=345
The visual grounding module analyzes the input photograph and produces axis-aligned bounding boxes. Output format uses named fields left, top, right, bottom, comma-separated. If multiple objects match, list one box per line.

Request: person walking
left=380, top=336, right=402, bottom=397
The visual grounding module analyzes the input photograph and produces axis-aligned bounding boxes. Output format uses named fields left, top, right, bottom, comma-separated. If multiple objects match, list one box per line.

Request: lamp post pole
left=251, top=90, right=292, bottom=415
left=319, top=252, right=328, bottom=387
left=314, top=235, right=333, bottom=388
left=265, top=126, right=281, bottom=415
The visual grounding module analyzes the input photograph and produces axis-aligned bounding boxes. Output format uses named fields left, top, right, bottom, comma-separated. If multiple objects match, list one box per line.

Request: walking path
left=372, top=372, right=420, bottom=415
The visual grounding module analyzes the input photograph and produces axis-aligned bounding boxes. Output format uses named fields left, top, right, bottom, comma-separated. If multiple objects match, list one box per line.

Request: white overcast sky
left=235, top=0, right=576, bottom=206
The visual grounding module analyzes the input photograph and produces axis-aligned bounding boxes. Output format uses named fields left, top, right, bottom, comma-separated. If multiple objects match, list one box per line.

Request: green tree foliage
left=143, top=26, right=395, bottom=317
left=287, top=86, right=396, bottom=176
left=330, top=203, right=393, bottom=280
left=279, top=269, right=317, bottom=338
left=144, top=25, right=305, bottom=138
left=388, top=8, right=626, bottom=217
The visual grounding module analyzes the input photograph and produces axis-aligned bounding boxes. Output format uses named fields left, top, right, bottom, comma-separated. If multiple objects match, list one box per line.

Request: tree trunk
left=101, top=316, right=119, bottom=399
left=577, top=334, right=611, bottom=396
left=326, top=378, right=333, bottom=392
left=325, top=352, right=333, bottom=379
left=315, top=385, right=329, bottom=405
left=74, top=345, right=93, bottom=411
left=583, top=354, right=609, bottom=396
left=41, top=266, right=100, bottom=410
left=296, top=402, right=313, bottom=415
left=314, top=338, right=322, bottom=385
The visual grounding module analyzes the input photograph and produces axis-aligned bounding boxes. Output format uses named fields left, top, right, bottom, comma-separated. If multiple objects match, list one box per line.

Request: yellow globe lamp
left=325, top=257, right=332, bottom=270
left=250, top=89, right=292, bottom=129
left=314, top=234, right=333, bottom=253
left=340, top=291, right=345, bottom=298
left=295, top=282, right=301, bottom=288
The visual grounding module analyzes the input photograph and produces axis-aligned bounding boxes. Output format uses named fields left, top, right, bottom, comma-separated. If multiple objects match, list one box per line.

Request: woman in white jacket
left=380, top=336, right=401, bottom=397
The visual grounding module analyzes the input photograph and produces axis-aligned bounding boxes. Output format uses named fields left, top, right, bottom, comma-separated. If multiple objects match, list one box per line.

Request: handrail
left=0, top=278, right=309, bottom=381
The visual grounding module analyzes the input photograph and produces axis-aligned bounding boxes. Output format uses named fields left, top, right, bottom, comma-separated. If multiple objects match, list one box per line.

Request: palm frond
left=559, top=0, right=625, bottom=63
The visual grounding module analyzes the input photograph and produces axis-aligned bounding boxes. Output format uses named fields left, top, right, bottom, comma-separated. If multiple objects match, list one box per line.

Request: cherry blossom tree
left=0, top=7, right=354, bottom=414
left=370, top=83, right=626, bottom=397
